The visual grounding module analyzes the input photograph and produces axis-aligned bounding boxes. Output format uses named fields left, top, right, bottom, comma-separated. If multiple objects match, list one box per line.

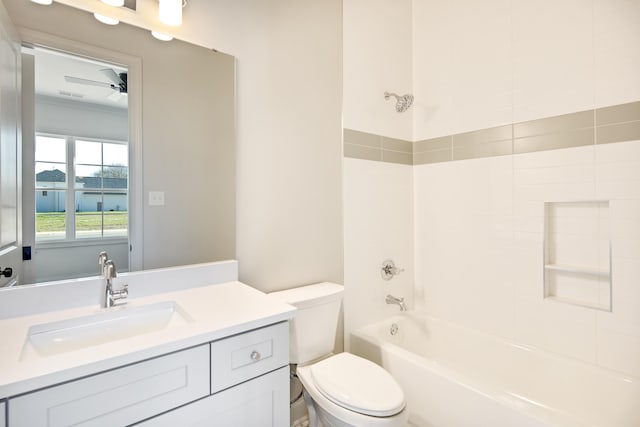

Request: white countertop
left=0, top=281, right=296, bottom=398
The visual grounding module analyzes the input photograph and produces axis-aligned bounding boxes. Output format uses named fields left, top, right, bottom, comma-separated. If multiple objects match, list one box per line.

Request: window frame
left=35, top=132, right=129, bottom=246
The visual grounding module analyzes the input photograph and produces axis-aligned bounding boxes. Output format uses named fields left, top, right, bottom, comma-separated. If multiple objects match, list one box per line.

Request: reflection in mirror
left=25, top=47, right=130, bottom=283
left=3, top=0, right=236, bottom=288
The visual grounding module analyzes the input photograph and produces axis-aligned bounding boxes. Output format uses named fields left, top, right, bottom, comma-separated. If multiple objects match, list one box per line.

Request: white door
left=0, top=2, right=21, bottom=287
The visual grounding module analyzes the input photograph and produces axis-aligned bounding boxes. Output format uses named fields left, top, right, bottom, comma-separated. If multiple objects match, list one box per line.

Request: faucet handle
left=112, top=284, right=128, bottom=301
left=381, top=259, right=404, bottom=281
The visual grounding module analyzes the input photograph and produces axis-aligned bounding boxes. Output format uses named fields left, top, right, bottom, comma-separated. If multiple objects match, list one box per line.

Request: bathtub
left=350, top=312, right=640, bottom=427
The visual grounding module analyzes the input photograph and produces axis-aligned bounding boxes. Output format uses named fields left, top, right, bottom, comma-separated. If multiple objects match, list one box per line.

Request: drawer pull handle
left=250, top=350, right=261, bottom=361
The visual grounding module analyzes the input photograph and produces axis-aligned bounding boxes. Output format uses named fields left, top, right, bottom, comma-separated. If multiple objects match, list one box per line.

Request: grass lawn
left=36, top=212, right=128, bottom=232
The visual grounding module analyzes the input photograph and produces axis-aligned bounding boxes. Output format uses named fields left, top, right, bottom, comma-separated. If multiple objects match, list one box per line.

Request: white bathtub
left=350, top=312, right=640, bottom=427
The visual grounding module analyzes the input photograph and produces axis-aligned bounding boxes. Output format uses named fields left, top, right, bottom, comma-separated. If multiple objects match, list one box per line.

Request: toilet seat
left=309, top=353, right=406, bottom=417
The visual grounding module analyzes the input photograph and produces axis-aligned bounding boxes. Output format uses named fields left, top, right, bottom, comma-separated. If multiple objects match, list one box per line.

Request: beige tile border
left=343, top=129, right=381, bottom=148
left=344, top=100, right=640, bottom=165
left=343, top=129, right=414, bottom=164
left=514, top=110, right=593, bottom=139
left=596, top=121, right=640, bottom=145
left=454, top=125, right=512, bottom=146
left=514, top=128, right=594, bottom=154
left=454, top=139, right=513, bottom=160
left=344, top=143, right=382, bottom=162
left=414, top=136, right=451, bottom=153
left=382, top=150, right=412, bottom=165
left=383, top=137, right=412, bottom=153
left=413, top=149, right=451, bottom=165
left=596, top=101, right=640, bottom=126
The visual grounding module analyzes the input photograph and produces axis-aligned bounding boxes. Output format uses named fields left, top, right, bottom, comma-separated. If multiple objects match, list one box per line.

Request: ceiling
left=33, top=47, right=128, bottom=109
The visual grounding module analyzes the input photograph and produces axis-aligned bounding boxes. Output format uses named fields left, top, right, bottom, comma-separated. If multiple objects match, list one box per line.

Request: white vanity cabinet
left=9, top=345, right=210, bottom=427
left=1, top=400, right=6, bottom=427
left=6, top=321, right=290, bottom=427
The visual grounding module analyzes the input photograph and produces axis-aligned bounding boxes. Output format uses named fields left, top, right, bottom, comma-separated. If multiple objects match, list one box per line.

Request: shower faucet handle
left=381, top=259, right=404, bottom=281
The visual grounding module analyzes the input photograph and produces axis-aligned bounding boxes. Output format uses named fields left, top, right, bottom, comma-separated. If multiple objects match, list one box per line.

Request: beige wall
left=143, top=0, right=344, bottom=292
left=186, top=1, right=344, bottom=292
left=5, top=0, right=236, bottom=272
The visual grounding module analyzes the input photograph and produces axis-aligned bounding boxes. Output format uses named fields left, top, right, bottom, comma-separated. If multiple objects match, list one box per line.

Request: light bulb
left=100, top=0, right=124, bottom=6
left=151, top=31, right=173, bottom=42
left=94, top=13, right=120, bottom=25
left=159, top=0, right=182, bottom=27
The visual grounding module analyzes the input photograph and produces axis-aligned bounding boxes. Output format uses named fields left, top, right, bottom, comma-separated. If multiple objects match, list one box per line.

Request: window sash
left=35, top=133, right=128, bottom=243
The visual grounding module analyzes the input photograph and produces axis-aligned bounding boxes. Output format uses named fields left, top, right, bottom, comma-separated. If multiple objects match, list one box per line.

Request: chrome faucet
left=103, top=259, right=128, bottom=308
left=386, top=294, right=407, bottom=312
left=98, top=251, right=109, bottom=275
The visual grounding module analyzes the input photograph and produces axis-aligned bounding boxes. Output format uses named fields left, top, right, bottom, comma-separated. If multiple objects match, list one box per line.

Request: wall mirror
left=1, top=0, right=236, bottom=287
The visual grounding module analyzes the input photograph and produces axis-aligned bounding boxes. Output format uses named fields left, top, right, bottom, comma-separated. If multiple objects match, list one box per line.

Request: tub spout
left=386, top=294, right=407, bottom=312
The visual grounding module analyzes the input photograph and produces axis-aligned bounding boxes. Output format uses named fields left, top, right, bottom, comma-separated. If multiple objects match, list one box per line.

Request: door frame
left=0, top=0, right=22, bottom=287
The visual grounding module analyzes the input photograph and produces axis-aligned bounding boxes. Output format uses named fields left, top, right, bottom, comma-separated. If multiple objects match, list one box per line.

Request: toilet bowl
left=297, top=353, right=408, bottom=427
left=269, top=283, right=408, bottom=427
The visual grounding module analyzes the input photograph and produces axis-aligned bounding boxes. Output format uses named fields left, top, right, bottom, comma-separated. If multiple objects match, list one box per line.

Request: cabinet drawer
left=136, top=366, right=289, bottom=427
left=211, top=322, right=288, bottom=393
left=9, top=345, right=209, bottom=427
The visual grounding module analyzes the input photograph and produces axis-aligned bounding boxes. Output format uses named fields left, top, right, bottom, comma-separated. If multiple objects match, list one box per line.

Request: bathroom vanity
left=0, top=261, right=296, bottom=426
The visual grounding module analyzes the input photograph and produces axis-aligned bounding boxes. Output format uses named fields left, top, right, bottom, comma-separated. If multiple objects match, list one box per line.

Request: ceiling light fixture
left=94, top=13, right=120, bottom=25
left=151, top=31, right=173, bottom=42
left=101, top=0, right=125, bottom=6
left=30, top=0, right=53, bottom=5
left=158, top=0, right=184, bottom=27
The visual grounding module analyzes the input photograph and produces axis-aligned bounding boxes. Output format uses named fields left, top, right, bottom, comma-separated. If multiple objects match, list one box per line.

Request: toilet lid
left=310, top=353, right=406, bottom=417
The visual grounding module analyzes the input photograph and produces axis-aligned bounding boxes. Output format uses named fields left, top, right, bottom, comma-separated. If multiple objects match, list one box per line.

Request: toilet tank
left=269, top=282, right=343, bottom=365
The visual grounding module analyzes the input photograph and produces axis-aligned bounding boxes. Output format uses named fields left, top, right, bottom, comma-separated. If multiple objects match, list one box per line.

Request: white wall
left=343, top=0, right=413, bottom=141
left=413, top=0, right=640, bottom=140
left=342, top=0, right=415, bottom=347
left=35, top=95, right=127, bottom=142
left=343, top=158, right=414, bottom=349
left=415, top=141, right=640, bottom=378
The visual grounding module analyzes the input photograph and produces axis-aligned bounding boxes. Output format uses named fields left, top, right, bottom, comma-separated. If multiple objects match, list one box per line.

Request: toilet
left=269, top=283, right=408, bottom=427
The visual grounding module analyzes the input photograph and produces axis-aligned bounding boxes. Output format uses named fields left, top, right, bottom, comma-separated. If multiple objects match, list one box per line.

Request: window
left=35, top=134, right=128, bottom=242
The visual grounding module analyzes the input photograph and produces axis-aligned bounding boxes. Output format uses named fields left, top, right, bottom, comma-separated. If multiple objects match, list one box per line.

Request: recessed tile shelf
left=543, top=264, right=609, bottom=277
left=543, top=201, right=612, bottom=312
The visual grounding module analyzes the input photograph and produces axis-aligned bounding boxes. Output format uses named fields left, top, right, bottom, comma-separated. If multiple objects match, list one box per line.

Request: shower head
left=384, top=91, right=414, bottom=113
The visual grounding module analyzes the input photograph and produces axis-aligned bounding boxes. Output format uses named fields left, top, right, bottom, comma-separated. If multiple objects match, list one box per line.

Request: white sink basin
left=27, top=301, right=192, bottom=356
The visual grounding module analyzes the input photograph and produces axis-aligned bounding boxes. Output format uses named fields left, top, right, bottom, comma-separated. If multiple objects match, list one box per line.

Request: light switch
left=149, top=191, right=165, bottom=206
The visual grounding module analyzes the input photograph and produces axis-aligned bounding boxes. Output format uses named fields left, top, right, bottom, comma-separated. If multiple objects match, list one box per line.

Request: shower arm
left=384, top=91, right=400, bottom=100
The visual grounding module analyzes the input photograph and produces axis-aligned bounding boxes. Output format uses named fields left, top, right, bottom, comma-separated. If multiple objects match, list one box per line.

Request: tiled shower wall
left=344, top=125, right=640, bottom=378
left=342, top=0, right=640, bottom=374
left=415, top=140, right=640, bottom=378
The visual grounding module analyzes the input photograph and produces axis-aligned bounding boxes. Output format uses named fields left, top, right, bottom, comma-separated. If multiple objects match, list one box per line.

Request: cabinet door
left=137, top=366, right=289, bottom=427
left=1, top=400, right=5, bottom=427
left=9, top=345, right=209, bottom=427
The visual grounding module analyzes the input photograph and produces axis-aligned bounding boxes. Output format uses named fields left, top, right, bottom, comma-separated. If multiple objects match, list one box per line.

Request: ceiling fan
left=64, top=68, right=128, bottom=102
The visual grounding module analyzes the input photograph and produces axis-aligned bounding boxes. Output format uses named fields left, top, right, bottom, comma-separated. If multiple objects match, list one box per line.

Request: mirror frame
left=20, top=28, right=143, bottom=273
